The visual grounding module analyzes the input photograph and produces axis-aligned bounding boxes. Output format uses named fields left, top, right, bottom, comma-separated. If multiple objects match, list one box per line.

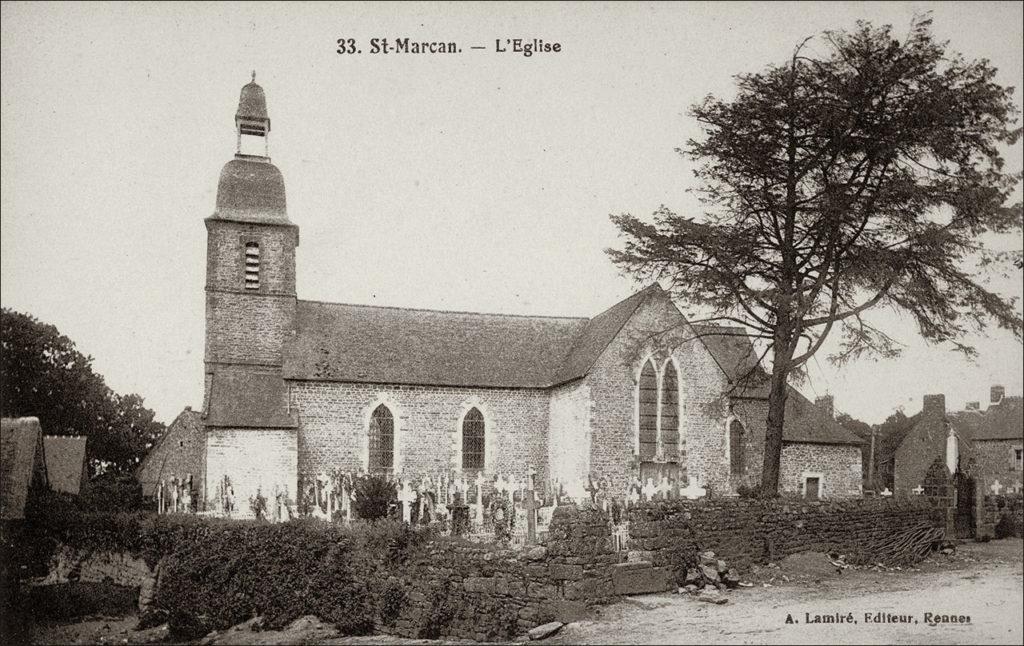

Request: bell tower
left=202, top=74, right=299, bottom=514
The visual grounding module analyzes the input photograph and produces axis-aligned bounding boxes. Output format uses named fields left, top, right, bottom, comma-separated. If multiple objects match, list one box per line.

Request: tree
left=608, top=17, right=1022, bottom=496
left=0, top=308, right=164, bottom=475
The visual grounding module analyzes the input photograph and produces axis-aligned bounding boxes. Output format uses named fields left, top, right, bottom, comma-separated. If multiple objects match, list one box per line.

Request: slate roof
left=213, top=156, right=289, bottom=224
left=782, top=388, right=865, bottom=445
left=205, top=372, right=297, bottom=428
left=1, top=417, right=48, bottom=521
left=950, top=396, right=1023, bottom=442
left=42, top=435, right=87, bottom=495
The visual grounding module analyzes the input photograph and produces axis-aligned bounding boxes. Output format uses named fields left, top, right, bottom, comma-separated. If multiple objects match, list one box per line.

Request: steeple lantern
left=235, top=71, right=271, bottom=156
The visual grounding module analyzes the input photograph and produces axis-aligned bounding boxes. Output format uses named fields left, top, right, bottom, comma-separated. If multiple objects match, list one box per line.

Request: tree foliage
left=0, top=307, right=165, bottom=475
left=608, top=17, right=1022, bottom=495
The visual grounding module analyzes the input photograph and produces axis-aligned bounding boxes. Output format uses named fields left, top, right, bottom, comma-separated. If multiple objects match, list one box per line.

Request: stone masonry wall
left=42, top=544, right=159, bottom=612
left=205, top=428, right=298, bottom=515
left=971, top=439, right=1023, bottom=494
left=548, top=380, right=592, bottom=487
left=779, top=443, right=863, bottom=498
left=381, top=505, right=618, bottom=641
left=627, top=497, right=943, bottom=574
left=291, top=381, right=549, bottom=484
left=585, top=290, right=730, bottom=495
left=979, top=493, right=1024, bottom=538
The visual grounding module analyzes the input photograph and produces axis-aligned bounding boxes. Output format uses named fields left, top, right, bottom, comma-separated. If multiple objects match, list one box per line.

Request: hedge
left=19, top=493, right=437, bottom=639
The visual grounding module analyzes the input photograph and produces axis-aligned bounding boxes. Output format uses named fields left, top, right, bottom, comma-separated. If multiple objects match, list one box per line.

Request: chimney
left=922, top=394, right=945, bottom=419
left=815, top=395, right=835, bottom=420
left=990, top=385, right=1005, bottom=405
left=965, top=401, right=980, bottom=411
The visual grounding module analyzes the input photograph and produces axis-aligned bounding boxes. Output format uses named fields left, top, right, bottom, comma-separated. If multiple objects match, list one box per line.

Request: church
left=198, top=78, right=863, bottom=514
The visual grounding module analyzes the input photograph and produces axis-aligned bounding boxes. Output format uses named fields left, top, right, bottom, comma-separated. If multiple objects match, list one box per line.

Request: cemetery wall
left=626, top=497, right=943, bottom=575
left=979, top=493, right=1024, bottom=538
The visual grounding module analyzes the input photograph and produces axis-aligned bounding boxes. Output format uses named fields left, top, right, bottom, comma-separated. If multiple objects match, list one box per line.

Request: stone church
left=199, top=78, right=863, bottom=513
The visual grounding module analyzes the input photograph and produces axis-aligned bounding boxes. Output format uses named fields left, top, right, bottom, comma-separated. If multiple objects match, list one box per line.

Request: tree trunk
left=760, top=336, right=794, bottom=497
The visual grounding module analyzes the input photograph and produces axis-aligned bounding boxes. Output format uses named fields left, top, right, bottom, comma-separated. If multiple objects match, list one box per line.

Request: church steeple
left=235, top=71, right=271, bottom=157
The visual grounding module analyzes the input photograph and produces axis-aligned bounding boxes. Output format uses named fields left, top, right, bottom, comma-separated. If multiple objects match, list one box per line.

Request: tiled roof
left=1, top=417, right=47, bottom=520
left=42, top=435, right=87, bottom=495
left=782, top=388, right=865, bottom=445
left=205, top=372, right=297, bottom=428
left=951, top=396, right=1023, bottom=442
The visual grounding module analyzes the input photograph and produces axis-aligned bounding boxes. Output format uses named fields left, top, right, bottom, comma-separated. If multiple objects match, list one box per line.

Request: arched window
left=244, top=242, right=260, bottom=290
left=638, top=360, right=658, bottom=459
left=462, top=407, right=485, bottom=470
left=660, top=362, right=680, bottom=460
left=729, top=419, right=745, bottom=476
left=369, top=404, right=394, bottom=473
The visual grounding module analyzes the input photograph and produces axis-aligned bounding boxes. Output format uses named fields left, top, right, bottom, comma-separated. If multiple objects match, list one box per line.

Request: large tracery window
left=660, top=362, right=680, bottom=460
left=462, top=407, right=485, bottom=470
left=369, top=404, right=394, bottom=473
left=638, top=360, right=659, bottom=460
left=729, top=419, right=745, bottom=476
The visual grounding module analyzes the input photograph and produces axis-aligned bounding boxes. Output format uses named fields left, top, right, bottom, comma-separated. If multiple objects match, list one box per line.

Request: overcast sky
left=2, top=1, right=1022, bottom=426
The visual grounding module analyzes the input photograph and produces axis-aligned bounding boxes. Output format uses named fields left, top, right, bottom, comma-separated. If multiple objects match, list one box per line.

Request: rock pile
left=677, top=550, right=747, bottom=601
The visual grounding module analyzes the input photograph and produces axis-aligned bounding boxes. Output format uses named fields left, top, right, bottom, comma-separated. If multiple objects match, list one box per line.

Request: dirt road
left=548, top=539, right=1024, bottom=645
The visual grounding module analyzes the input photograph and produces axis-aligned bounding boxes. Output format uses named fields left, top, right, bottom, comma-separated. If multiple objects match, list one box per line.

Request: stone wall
left=381, top=505, right=618, bottom=640
left=41, top=544, right=159, bottom=612
left=779, top=443, right=862, bottom=498
left=291, top=381, right=550, bottom=484
left=627, top=497, right=943, bottom=574
left=971, top=440, right=1023, bottom=494
left=979, top=493, right=1024, bottom=538
left=205, top=427, right=298, bottom=516
left=585, top=290, right=730, bottom=494
left=548, top=380, right=592, bottom=487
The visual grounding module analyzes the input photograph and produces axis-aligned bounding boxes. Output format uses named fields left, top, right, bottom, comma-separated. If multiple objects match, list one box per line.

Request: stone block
left=548, top=563, right=584, bottom=581
left=611, top=563, right=673, bottom=596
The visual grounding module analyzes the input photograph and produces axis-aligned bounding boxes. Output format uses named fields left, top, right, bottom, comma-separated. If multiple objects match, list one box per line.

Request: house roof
left=951, top=396, right=1023, bottom=442
left=42, top=435, right=87, bottom=495
left=1, top=417, right=48, bottom=521
left=781, top=388, right=865, bottom=445
left=138, top=407, right=203, bottom=496
left=205, top=371, right=298, bottom=428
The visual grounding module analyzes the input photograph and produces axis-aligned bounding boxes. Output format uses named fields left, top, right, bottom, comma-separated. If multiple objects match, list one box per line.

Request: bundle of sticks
left=848, top=522, right=946, bottom=566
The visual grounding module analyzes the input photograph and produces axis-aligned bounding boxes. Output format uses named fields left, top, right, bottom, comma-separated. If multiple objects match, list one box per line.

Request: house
left=137, top=407, right=204, bottom=502
left=0, top=417, right=48, bottom=522
left=42, top=435, right=87, bottom=495
left=196, top=77, right=863, bottom=515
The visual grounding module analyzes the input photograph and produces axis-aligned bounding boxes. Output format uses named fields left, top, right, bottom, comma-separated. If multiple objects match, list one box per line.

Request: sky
left=2, top=1, right=1022, bottom=426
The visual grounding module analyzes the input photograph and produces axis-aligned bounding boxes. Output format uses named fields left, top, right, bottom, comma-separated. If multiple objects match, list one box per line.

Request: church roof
left=205, top=372, right=297, bottom=428
left=236, top=80, right=269, bottom=121
left=212, top=156, right=289, bottom=224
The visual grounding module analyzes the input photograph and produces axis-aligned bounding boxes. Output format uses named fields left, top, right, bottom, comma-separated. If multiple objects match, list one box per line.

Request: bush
left=79, top=473, right=145, bottom=512
left=352, top=475, right=396, bottom=521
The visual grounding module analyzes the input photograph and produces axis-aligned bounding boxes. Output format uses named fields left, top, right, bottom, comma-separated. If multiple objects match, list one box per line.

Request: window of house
left=804, top=476, right=822, bottom=499
left=368, top=404, right=394, bottom=473
left=729, top=419, right=745, bottom=476
left=638, top=360, right=658, bottom=460
left=244, top=242, right=260, bottom=290
left=660, top=361, right=680, bottom=461
left=1015, top=447, right=1023, bottom=472
left=462, top=407, right=485, bottom=470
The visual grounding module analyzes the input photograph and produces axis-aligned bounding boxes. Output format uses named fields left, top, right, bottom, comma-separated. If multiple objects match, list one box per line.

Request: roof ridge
left=298, top=298, right=591, bottom=322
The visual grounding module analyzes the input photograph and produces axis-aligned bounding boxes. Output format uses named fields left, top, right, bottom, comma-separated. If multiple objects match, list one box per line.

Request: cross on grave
left=527, top=467, right=537, bottom=491
left=989, top=480, right=1003, bottom=495
left=522, top=488, right=542, bottom=544
left=474, top=472, right=485, bottom=526
left=398, top=480, right=416, bottom=524
left=627, top=486, right=640, bottom=508
left=912, top=485, right=925, bottom=495
left=584, top=476, right=600, bottom=502
left=642, top=478, right=658, bottom=502
left=657, top=476, right=672, bottom=500
left=1014, top=481, right=1023, bottom=494
left=680, top=479, right=707, bottom=500
left=880, top=487, right=893, bottom=497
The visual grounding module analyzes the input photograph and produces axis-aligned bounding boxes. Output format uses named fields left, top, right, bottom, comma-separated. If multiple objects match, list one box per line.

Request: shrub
left=79, top=473, right=145, bottom=512
left=377, top=578, right=406, bottom=626
left=352, top=475, right=396, bottom=521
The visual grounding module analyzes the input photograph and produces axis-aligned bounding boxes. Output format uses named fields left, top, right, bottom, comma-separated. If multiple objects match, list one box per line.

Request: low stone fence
left=38, top=544, right=161, bottom=612
left=626, top=497, right=944, bottom=577
left=979, top=493, right=1024, bottom=539
left=380, top=505, right=619, bottom=640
